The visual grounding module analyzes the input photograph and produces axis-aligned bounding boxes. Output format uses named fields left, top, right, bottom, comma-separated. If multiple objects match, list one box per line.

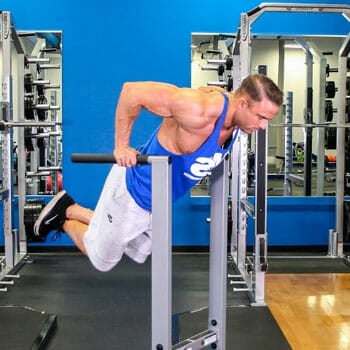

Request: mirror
left=17, top=31, right=63, bottom=195
left=191, top=32, right=349, bottom=197
left=191, top=33, right=235, bottom=197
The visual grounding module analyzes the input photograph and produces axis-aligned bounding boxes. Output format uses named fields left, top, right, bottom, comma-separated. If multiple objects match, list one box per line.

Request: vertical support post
left=275, top=40, right=285, bottom=159
left=237, top=128, right=248, bottom=271
left=229, top=47, right=242, bottom=261
left=303, top=43, right=313, bottom=196
left=284, top=92, right=293, bottom=196
left=308, top=42, right=326, bottom=196
left=208, top=156, right=229, bottom=349
left=151, top=156, right=172, bottom=350
left=296, top=38, right=314, bottom=196
left=335, top=34, right=350, bottom=257
left=1, top=11, right=15, bottom=268
left=16, top=44, right=27, bottom=255
left=237, top=12, right=250, bottom=271
left=253, top=129, right=267, bottom=305
left=230, top=137, right=240, bottom=260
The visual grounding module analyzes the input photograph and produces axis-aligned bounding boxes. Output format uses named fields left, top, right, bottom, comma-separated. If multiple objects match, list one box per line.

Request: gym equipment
left=228, top=2, right=350, bottom=305
left=71, top=153, right=147, bottom=163
left=325, top=63, right=339, bottom=77
left=344, top=200, right=350, bottom=242
left=271, top=38, right=350, bottom=248
left=202, top=54, right=234, bottom=91
left=325, top=81, right=337, bottom=98
left=71, top=153, right=230, bottom=349
left=0, top=14, right=59, bottom=347
left=0, top=11, right=63, bottom=290
left=20, top=30, right=62, bottom=196
left=0, top=120, right=57, bottom=129
left=1, top=11, right=28, bottom=281
left=23, top=200, right=45, bottom=242
left=325, top=100, right=336, bottom=122
left=270, top=122, right=350, bottom=128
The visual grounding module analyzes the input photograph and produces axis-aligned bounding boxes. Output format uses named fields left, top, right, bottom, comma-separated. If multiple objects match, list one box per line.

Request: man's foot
left=34, top=190, right=75, bottom=239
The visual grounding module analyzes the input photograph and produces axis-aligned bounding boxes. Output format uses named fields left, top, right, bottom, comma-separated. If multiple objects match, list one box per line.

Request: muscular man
left=34, top=74, right=283, bottom=271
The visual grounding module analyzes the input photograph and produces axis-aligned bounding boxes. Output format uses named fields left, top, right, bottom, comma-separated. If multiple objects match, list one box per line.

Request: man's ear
left=238, top=97, right=249, bottom=109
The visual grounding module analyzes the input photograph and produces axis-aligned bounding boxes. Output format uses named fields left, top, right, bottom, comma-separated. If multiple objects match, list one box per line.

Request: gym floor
left=0, top=250, right=349, bottom=350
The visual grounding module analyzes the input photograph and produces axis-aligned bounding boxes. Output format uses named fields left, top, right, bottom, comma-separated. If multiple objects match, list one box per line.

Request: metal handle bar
left=71, top=153, right=150, bottom=164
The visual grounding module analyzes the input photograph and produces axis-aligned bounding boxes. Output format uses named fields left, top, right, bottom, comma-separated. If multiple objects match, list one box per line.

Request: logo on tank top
left=183, top=153, right=225, bottom=181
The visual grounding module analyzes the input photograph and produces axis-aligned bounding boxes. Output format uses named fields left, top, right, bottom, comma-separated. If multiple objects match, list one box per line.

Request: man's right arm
left=113, top=82, right=225, bottom=166
left=113, top=81, right=179, bottom=166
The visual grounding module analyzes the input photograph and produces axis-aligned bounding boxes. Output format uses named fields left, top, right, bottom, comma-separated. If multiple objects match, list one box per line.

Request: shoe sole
left=34, top=190, right=67, bottom=236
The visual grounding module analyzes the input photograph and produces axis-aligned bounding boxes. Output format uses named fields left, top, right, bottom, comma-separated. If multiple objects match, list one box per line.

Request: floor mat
left=174, top=306, right=291, bottom=349
left=0, top=252, right=289, bottom=349
left=0, top=305, right=57, bottom=350
left=267, top=257, right=350, bottom=274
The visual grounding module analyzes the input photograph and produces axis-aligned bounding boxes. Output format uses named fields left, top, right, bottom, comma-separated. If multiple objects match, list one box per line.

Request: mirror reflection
left=17, top=31, right=62, bottom=195
left=191, top=33, right=349, bottom=197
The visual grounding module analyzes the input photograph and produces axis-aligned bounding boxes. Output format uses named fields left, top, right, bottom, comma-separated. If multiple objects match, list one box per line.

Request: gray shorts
left=83, top=165, right=152, bottom=271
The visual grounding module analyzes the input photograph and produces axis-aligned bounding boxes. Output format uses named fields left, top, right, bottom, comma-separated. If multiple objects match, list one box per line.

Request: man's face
left=236, top=97, right=280, bottom=134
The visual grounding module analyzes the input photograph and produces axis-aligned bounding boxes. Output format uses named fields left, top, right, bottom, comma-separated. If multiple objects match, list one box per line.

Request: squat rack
left=0, top=11, right=62, bottom=288
left=230, top=3, right=350, bottom=305
left=0, top=11, right=28, bottom=285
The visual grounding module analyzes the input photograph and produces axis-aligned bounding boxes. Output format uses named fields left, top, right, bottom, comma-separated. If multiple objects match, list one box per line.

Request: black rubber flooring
left=0, top=306, right=56, bottom=349
left=0, top=253, right=290, bottom=349
left=267, top=256, right=350, bottom=274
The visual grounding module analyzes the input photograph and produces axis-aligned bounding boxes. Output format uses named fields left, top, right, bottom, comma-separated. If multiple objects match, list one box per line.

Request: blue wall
left=1, top=0, right=349, bottom=247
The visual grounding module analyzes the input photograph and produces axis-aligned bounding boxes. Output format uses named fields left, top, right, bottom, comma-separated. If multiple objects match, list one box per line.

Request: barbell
left=269, top=122, right=350, bottom=128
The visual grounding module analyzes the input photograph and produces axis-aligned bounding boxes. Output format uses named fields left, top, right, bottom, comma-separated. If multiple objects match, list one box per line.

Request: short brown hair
left=236, top=74, right=283, bottom=107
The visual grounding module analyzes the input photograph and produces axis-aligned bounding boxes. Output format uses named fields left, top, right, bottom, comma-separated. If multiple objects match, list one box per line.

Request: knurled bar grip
left=71, top=153, right=149, bottom=164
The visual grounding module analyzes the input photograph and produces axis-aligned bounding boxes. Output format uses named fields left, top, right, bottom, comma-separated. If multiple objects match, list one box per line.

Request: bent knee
left=88, top=254, right=121, bottom=272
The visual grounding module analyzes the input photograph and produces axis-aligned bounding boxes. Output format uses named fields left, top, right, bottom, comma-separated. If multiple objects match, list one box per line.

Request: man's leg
left=62, top=219, right=88, bottom=255
left=66, top=203, right=93, bottom=224
left=63, top=203, right=94, bottom=255
left=34, top=166, right=152, bottom=271
left=34, top=193, right=94, bottom=254
left=34, top=190, right=75, bottom=238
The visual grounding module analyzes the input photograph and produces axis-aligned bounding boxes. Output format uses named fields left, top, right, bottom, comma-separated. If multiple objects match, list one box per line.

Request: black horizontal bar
left=71, top=153, right=149, bottom=164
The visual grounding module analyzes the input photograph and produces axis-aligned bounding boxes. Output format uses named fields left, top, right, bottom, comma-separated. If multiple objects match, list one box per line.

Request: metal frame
left=0, top=11, right=27, bottom=286
left=297, top=38, right=314, bottom=196
left=21, top=32, right=62, bottom=195
left=0, top=11, right=64, bottom=288
left=230, top=2, right=350, bottom=305
left=307, top=41, right=327, bottom=196
left=283, top=92, right=293, bottom=195
left=336, top=33, right=350, bottom=257
left=152, top=156, right=229, bottom=349
left=70, top=153, right=230, bottom=349
left=151, top=156, right=173, bottom=349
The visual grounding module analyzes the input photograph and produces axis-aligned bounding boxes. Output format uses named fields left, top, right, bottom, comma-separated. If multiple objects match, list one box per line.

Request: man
left=34, top=74, right=283, bottom=271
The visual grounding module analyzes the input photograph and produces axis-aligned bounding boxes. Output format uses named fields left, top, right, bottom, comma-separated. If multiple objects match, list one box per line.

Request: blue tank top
left=125, top=93, right=239, bottom=211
